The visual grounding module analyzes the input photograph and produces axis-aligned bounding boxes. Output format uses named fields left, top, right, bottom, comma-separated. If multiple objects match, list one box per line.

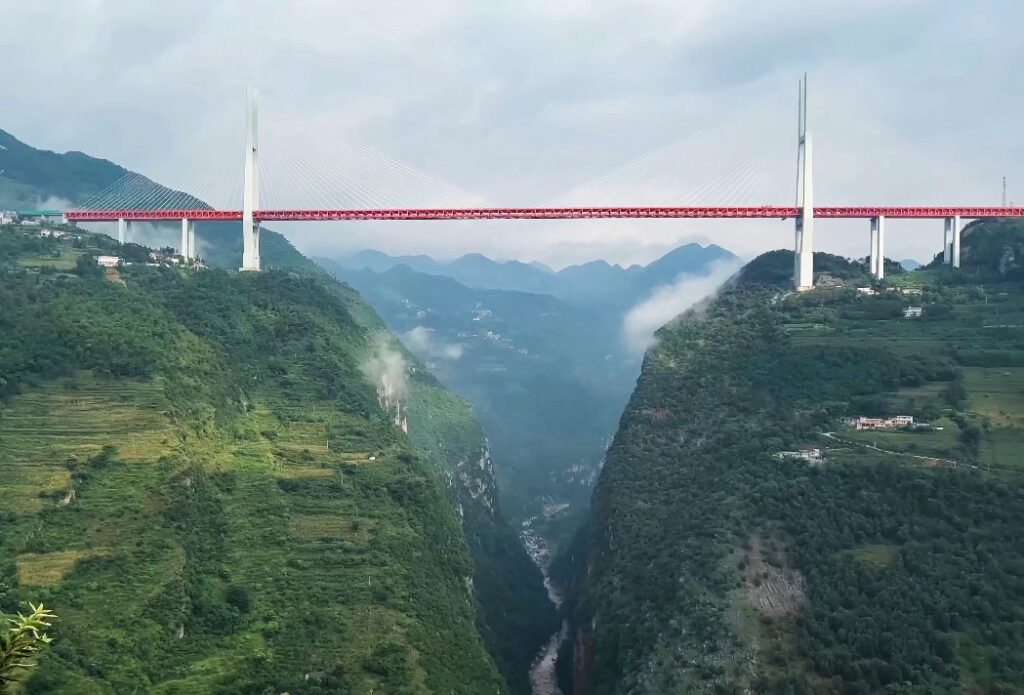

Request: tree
left=72, top=252, right=102, bottom=278
left=0, top=603, right=57, bottom=692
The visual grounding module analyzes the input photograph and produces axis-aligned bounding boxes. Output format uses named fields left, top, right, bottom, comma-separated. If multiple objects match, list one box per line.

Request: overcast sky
left=4, top=0, right=1022, bottom=267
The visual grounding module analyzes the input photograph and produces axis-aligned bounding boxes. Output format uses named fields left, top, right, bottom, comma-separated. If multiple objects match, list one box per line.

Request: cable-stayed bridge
left=65, top=77, right=1023, bottom=289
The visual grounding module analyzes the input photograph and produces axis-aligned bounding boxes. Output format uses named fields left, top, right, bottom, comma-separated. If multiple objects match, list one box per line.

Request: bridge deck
left=64, top=206, right=1024, bottom=222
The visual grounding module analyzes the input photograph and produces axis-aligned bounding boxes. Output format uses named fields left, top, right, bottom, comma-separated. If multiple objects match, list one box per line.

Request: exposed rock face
left=457, top=448, right=497, bottom=513
left=743, top=531, right=807, bottom=619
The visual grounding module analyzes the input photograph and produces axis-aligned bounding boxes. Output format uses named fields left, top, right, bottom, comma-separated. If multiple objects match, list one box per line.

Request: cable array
left=545, top=129, right=792, bottom=208
left=78, top=172, right=215, bottom=211
left=258, top=132, right=486, bottom=210
left=74, top=98, right=794, bottom=213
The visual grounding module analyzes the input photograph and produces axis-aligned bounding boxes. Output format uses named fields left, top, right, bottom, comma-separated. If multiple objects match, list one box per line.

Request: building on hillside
left=0, top=211, right=17, bottom=224
left=900, top=288, right=923, bottom=296
left=775, top=446, right=825, bottom=463
left=843, top=415, right=914, bottom=430
left=96, top=255, right=121, bottom=268
left=904, top=306, right=923, bottom=318
left=857, top=287, right=877, bottom=296
left=39, top=229, right=67, bottom=238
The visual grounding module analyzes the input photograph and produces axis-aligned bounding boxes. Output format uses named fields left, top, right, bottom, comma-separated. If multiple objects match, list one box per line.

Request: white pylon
left=117, top=218, right=128, bottom=244
left=241, top=86, right=261, bottom=271
left=794, top=73, right=814, bottom=290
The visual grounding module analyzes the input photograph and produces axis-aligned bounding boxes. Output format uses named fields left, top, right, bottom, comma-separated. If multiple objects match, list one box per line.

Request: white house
left=96, top=255, right=121, bottom=268
left=844, top=415, right=914, bottom=430
left=775, top=447, right=825, bottom=463
left=904, top=306, right=923, bottom=318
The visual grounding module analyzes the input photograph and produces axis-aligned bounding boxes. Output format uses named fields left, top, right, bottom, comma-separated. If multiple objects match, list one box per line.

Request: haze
left=4, top=0, right=1022, bottom=266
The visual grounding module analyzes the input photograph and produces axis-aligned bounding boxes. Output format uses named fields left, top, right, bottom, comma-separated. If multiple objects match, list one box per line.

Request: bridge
left=65, top=76, right=1023, bottom=289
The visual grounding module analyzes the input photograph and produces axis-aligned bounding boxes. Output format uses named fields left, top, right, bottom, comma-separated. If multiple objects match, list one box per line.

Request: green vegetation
left=563, top=220, right=1024, bottom=694
left=0, top=121, right=556, bottom=693
left=0, top=603, right=57, bottom=693
left=0, top=129, right=127, bottom=207
left=0, top=225, right=539, bottom=693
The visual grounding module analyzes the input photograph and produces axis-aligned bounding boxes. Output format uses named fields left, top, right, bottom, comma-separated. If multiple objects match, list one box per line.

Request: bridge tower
left=794, top=74, right=814, bottom=290
left=241, top=86, right=261, bottom=271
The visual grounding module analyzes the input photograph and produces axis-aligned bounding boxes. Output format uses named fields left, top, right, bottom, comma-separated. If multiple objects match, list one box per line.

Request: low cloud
left=361, top=336, right=409, bottom=403
left=404, top=326, right=464, bottom=360
left=35, top=195, right=73, bottom=210
left=622, top=258, right=743, bottom=354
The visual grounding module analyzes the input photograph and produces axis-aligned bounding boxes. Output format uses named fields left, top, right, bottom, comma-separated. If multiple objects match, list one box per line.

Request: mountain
left=321, top=243, right=738, bottom=550
left=0, top=131, right=555, bottom=693
left=338, top=250, right=563, bottom=295
left=0, top=127, right=317, bottom=274
left=331, top=243, right=738, bottom=308
left=559, top=221, right=1024, bottom=693
left=319, top=260, right=639, bottom=529
left=0, top=128, right=127, bottom=207
left=900, top=258, right=921, bottom=271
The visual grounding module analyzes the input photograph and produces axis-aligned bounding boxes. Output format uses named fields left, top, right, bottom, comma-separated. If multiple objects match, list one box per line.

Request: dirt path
left=821, top=431, right=963, bottom=467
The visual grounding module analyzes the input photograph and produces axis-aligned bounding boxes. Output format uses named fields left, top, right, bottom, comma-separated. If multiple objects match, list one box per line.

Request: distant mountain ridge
left=334, top=243, right=737, bottom=309
left=0, top=128, right=128, bottom=208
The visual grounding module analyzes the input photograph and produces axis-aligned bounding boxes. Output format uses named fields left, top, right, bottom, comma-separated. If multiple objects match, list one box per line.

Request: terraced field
left=0, top=373, right=177, bottom=517
left=0, top=369, right=495, bottom=692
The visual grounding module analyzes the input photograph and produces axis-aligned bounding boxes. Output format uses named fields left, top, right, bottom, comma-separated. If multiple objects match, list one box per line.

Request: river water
left=521, top=516, right=567, bottom=695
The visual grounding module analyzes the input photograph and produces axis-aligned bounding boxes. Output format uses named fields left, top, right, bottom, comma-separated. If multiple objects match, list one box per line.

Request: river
left=521, top=515, right=567, bottom=695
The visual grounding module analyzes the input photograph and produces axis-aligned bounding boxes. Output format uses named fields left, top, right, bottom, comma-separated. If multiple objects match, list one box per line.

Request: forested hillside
left=561, top=221, right=1024, bottom=694
left=0, top=221, right=553, bottom=694
left=0, top=128, right=127, bottom=207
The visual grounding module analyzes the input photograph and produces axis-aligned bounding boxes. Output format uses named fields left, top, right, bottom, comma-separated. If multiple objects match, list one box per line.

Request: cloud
left=2, top=1, right=1021, bottom=266
left=361, top=336, right=409, bottom=403
left=404, top=326, right=464, bottom=361
left=622, top=258, right=743, bottom=354
left=33, top=195, right=73, bottom=210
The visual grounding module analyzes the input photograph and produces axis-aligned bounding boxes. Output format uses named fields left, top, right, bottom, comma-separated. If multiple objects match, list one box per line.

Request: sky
left=3, top=0, right=1022, bottom=268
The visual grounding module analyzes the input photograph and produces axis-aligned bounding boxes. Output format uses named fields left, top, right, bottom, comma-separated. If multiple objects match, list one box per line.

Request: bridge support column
left=952, top=215, right=961, bottom=268
left=188, top=222, right=196, bottom=260
left=241, top=86, right=261, bottom=271
left=794, top=74, right=814, bottom=290
left=869, top=217, right=879, bottom=277
left=943, top=217, right=953, bottom=264
left=117, top=218, right=128, bottom=245
left=181, top=218, right=191, bottom=259
left=870, top=215, right=885, bottom=280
